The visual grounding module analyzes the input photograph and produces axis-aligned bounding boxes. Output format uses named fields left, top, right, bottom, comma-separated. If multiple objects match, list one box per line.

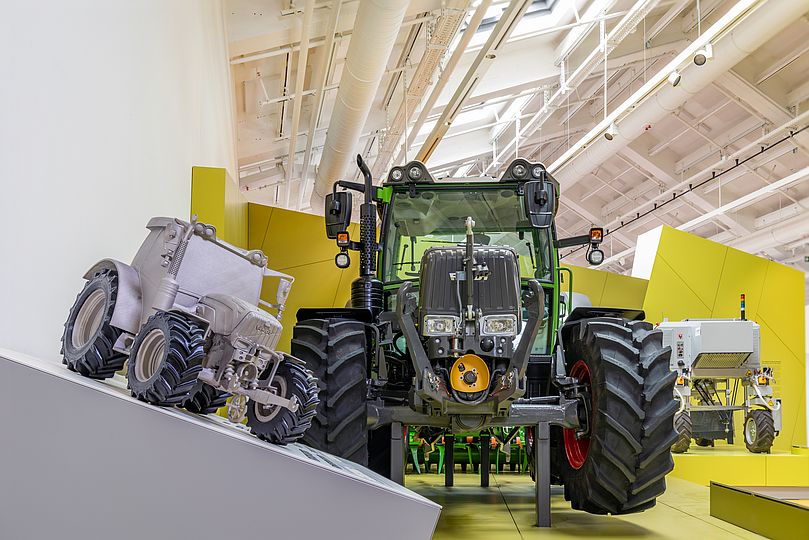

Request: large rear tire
left=292, top=319, right=369, bottom=465
left=671, top=410, right=692, bottom=454
left=559, top=318, right=678, bottom=515
left=246, top=360, right=319, bottom=444
left=127, top=312, right=205, bottom=406
left=61, top=269, right=127, bottom=379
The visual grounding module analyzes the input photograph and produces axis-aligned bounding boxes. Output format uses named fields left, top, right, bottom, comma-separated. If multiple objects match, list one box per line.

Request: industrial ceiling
left=226, top=0, right=809, bottom=293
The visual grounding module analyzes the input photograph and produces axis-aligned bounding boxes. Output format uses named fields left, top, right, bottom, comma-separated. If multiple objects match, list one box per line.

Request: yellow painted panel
left=191, top=166, right=248, bottom=248
left=247, top=203, right=273, bottom=251
left=758, top=319, right=806, bottom=451
left=672, top=453, right=767, bottom=486
left=560, top=264, right=607, bottom=304
left=261, top=260, right=349, bottom=353
left=223, top=172, right=247, bottom=248
left=259, top=207, right=345, bottom=269
left=655, top=226, right=728, bottom=311
left=191, top=166, right=225, bottom=232
left=757, top=261, right=806, bottom=362
left=643, top=256, right=712, bottom=324
left=711, top=246, right=769, bottom=320
left=765, top=454, right=809, bottom=485
left=601, top=271, right=648, bottom=308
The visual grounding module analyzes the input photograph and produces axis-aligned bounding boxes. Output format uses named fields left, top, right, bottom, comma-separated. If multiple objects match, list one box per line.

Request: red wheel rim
left=564, top=360, right=591, bottom=470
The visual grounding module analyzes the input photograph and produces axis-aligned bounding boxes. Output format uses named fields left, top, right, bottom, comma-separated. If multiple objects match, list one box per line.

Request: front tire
left=183, top=383, right=230, bottom=415
left=744, top=409, right=775, bottom=453
left=671, top=410, right=692, bottom=453
left=61, top=269, right=127, bottom=379
left=292, top=319, right=369, bottom=465
left=127, top=312, right=205, bottom=406
left=246, top=360, right=319, bottom=445
left=559, top=318, right=678, bottom=515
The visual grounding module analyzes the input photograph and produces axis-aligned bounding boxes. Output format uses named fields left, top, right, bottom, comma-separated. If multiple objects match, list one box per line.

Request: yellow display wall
left=190, top=166, right=247, bottom=247
left=247, top=203, right=359, bottom=352
left=561, top=263, right=648, bottom=309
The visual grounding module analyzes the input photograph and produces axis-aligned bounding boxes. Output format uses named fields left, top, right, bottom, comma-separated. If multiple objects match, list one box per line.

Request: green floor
left=406, top=472, right=764, bottom=539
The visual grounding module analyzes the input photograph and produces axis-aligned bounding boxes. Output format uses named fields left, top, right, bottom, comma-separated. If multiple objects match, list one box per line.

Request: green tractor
left=295, top=155, right=678, bottom=515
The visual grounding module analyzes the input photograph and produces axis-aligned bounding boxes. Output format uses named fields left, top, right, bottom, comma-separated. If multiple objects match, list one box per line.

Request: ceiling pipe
left=550, top=0, right=809, bottom=189
left=310, top=0, right=410, bottom=209
left=729, top=212, right=809, bottom=255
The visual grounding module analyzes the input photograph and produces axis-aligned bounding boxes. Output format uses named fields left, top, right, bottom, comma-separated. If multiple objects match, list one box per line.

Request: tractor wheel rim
left=254, top=376, right=287, bottom=422
left=71, top=289, right=107, bottom=349
left=563, top=360, right=591, bottom=470
left=134, top=329, right=166, bottom=382
left=745, top=416, right=757, bottom=444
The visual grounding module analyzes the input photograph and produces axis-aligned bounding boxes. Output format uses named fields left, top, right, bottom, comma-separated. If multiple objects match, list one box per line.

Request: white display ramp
left=0, top=350, right=441, bottom=540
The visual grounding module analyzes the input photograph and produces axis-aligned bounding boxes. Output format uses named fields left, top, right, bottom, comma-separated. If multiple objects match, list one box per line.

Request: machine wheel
left=744, top=409, right=775, bottom=453
left=671, top=410, right=692, bottom=454
left=61, top=269, right=127, bottom=379
left=183, top=383, right=230, bottom=415
left=293, top=319, right=370, bottom=465
left=246, top=361, right=319, bottom=444
left=695, top=438, right=714, bottom=447
left=559, top=318, right=678, bottom=515
left=127, top=312, right=205, bottom=406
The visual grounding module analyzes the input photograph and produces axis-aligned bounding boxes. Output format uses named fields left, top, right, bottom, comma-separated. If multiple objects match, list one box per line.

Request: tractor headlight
left=481, top=314, right=518, bottom=336
left=422, top=315, right=459, bottom=336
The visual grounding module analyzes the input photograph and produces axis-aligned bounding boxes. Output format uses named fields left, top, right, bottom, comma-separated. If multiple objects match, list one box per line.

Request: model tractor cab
left=297, top=155, right=677, bottom=517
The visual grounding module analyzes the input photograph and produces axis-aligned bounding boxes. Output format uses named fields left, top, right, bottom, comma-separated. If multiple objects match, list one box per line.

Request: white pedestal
left=0, top=349, right=440, bottom=540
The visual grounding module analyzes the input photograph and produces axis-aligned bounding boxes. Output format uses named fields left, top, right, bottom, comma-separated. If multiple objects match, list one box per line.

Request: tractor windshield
left=381, top=186, right=553, bottom=283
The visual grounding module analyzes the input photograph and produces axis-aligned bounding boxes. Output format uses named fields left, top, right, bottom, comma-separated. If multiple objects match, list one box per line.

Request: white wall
left=0, top=1, right=237, bottom=359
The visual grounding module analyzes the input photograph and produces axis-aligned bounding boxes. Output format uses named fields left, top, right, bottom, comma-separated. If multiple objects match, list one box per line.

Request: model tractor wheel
left=183, top=383, right=230, bottom=415
left=293, top=319, right=370, bottom=465
left=559, top=318, right=678, bottom=515
left=61, top=269, right=127, bottom=379
left=127, top=312, right=205, bottom=406
left=744, top=409, right=775, bottom=453
left=671, top=410, right=692, bottom=454
left=246, top=361, right=319, bottom=445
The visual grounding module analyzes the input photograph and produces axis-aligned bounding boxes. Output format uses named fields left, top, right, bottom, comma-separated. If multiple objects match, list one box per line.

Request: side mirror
left=523, top=180, right=556, bottom=228
left=325, top=191, right=352, bottom=239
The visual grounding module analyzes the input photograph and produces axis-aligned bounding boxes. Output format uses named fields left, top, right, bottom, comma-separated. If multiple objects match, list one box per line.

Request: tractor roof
left=383, top=158, right=560, bottom=191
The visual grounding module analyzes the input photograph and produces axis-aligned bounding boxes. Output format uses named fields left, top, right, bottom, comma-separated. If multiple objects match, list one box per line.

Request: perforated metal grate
left=693, top=352, right=750, bottom=369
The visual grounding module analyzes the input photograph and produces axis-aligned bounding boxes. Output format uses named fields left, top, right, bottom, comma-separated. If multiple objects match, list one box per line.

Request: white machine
left=658, top=315, right=781, bottom=454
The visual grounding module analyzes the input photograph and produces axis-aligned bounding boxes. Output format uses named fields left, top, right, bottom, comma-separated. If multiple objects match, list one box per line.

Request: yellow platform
left=406, top=472, right=766, bottom=539
left=670, top=444, right=809, bottom=486
left=710, top=483, right=809, bottom=539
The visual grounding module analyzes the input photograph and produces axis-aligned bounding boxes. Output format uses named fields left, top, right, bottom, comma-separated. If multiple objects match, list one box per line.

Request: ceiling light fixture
left=604, top=122, right=618, bottom=141
left=694, top=43, right=713, bottom=66
left=668, top=70, right=682, bottom=86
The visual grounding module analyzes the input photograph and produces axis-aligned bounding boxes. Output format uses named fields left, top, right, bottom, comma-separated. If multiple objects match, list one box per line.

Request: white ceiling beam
left=646, top=0, right=690, bottom=40
left=284, top=0, right=315, bottom=208
left=554, top=0, right=618, bottom=66
left=787, top=78, right=809, bottom=108
left=755, top=40, right=809, bottom=85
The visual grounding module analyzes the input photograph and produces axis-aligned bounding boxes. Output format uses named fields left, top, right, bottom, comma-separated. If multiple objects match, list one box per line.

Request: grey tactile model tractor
left=294, top=155, right=679, bottom=515
left=61, top=216, right=318, bottom=444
